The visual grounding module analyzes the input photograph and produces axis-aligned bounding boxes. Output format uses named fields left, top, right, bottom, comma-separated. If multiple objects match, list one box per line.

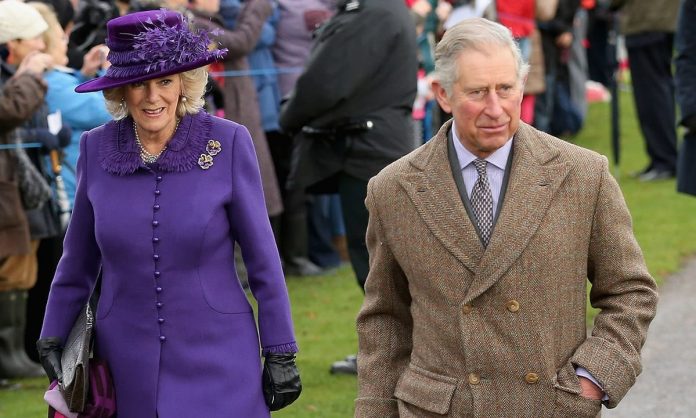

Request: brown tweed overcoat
left=355, top=120, right=658, bottom=418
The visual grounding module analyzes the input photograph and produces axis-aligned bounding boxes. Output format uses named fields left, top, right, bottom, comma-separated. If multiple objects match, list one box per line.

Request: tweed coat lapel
left=399, top=121, right=571, bottom=299
left=398, top=120, right=484, bottom=274
left=464, top=123, right=572, bottom=302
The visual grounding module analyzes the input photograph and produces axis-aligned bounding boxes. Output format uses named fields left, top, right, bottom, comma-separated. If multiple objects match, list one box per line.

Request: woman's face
left=124, top=75, right=182, bottom=140
left=49, top=25, right=69, bottom=66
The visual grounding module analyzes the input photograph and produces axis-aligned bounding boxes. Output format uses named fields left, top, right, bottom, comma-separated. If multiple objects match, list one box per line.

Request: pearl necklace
left=133, top=119, right=179, bottom=164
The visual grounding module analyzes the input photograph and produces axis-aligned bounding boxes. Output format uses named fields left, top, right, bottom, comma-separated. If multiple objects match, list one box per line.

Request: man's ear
left=432, top=80, right=452, bottom=114
left=519, top=75, right=528, bottom=105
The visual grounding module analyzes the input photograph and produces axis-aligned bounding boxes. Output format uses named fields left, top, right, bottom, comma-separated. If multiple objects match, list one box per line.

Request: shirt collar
left=451, top=121, right=513, bottom=171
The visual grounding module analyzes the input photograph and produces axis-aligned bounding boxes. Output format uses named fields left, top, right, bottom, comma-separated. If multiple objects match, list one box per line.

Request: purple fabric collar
left=99, top=111, right=213, bottom=175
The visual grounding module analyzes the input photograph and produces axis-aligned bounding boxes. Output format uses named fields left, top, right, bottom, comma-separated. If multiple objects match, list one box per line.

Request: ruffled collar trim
left=99, top=111, right=212, bottom=175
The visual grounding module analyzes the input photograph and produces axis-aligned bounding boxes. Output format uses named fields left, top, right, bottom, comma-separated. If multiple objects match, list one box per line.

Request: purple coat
left=41, top=111, right=297, bottom=417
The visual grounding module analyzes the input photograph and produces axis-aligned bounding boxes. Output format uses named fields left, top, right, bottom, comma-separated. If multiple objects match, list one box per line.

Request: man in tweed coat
left=355, top=18, right=658, bottom=418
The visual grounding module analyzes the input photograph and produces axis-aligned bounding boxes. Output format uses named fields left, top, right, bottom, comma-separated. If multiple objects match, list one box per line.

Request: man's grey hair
left=433, top=18, right=530, bottom=97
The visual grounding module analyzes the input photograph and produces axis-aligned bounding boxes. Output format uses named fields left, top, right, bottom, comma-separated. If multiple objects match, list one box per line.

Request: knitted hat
left=74, top=9, right=227, bottom=93
left=0, top=0, right=49, bottom=44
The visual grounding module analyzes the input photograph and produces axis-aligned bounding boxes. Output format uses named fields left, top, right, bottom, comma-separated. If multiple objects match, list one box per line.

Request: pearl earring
left=120, top=99, right=125, bottom=108
left=181, top=95, right=187, bottom=103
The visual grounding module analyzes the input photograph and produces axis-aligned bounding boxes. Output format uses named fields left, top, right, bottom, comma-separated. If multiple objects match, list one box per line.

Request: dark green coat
left=611, top=0, right=680, bottom=35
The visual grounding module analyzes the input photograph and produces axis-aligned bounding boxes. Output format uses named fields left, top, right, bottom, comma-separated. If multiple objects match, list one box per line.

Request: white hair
left=433, top=18, right=530, bottom=97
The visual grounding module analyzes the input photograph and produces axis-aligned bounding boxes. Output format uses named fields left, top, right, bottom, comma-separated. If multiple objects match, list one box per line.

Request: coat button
left=158, top=318, right=165, bottom=324
left=506, top=300, right=520, bottom=313
left=525, top=372, right=539, bottom=384
left=153, top=254, right=159, bottom=261
left=156, top=287, right=162, bottom=293
left=154, top=190, right=161, bottom=195
left=462, top=304, right=473, bottom=314
left=156, top=175, right=163, bottom=182
left=152, top=220, right=159, bottom=227
left=156, top=302, right=163, bottom=308
left=159, top=336, right=166, bottom=342
left=468, top=373, right=481, bottom=385
left=154, top=271, right=161, bottom=278
left=152, top=237, right=159, bottom=243
left=153, top=204, right=160, bottom=211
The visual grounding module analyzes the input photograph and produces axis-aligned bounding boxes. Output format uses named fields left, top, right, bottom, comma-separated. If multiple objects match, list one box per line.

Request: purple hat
left=75, top=9, right=227, bottom=93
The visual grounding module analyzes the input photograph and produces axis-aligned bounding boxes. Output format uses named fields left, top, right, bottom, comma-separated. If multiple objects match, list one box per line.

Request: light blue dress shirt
left=451, top=122, right=513, bottom=219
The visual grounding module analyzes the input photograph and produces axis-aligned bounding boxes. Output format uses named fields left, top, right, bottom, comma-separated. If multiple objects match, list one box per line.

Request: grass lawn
left=2, top=90, right=696, bottom=417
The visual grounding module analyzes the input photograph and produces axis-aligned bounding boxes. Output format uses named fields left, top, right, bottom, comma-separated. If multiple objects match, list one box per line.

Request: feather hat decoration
left=75, top=9, right=227, bottom=93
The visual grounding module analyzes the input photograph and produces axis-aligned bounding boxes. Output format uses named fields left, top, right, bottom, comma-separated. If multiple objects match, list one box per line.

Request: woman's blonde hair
left=102, top=67, right=208, bottom=120
left=28, top=2, right=62, bottom=56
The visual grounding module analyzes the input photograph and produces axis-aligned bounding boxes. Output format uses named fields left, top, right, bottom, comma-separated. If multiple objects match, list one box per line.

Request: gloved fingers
left=45, top=351, right=64, bottom=384
left=37, top=337, right=63, bottom=383
left=262, top=363, right=276, bottom=408
left=57, top=126, right=72, bottom=148
left=270, top=385, right=301, bottom=411
left=37, top=349, right=62, bottom=383
left=32, top=128, right=61, bottom=150
left=262, top=355, right=302, bottom=411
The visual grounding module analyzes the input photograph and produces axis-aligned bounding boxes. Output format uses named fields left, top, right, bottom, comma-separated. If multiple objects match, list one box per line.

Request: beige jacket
left=355, top=121, right=658, bottom=418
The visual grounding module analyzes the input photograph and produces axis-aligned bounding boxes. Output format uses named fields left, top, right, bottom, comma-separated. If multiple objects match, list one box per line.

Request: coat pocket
left=552, top=362, right=602, bottom=418
left=553, top=389, right=602, bottom=418
left=394, top=364, right=458, bottom=416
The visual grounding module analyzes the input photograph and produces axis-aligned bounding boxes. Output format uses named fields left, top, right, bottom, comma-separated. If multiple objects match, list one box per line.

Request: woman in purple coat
left=35, top=10, right=301, bottom=417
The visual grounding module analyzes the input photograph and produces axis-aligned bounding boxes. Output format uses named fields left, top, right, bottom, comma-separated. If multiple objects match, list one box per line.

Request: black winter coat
left=676, top=0, right=696, bottom=196
left=279, top=0, right=418, bottom=192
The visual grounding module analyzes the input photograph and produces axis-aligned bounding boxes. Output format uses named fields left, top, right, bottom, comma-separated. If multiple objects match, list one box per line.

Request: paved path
left=603, top=258, right=696, bottom=417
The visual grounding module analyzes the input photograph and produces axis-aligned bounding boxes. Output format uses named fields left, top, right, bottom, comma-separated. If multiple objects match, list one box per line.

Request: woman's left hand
left=261, top=353, right=302, bottom=411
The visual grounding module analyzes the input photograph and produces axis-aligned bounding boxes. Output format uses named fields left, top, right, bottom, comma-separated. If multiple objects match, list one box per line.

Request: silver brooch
left=198, top=153, right=214, bottom=170
left=206, top=140, right=221, bottom=156
left=198, top=139, right=222, bottom=170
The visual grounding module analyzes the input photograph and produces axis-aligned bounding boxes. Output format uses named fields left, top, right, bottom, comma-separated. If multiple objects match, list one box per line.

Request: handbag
left=60, top=301, right=94, bottom=412
left=59, top=273, right=115, bottom=416
left=13, top=145, right=52, bottom=210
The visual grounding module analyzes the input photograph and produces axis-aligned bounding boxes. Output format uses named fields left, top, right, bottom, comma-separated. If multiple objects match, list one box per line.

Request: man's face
left=7, top=35, right=46, bottom=64
left=433, top=47, right=523, bottom=158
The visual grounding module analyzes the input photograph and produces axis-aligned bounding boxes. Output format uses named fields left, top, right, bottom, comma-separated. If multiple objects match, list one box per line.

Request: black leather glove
left=56, top=126, right=72, bottom=148
left=31, top=128, right=61, bottom=150
left=36, top=337, right=63, bottom=384
left=262, top=353, right=302, bottom=411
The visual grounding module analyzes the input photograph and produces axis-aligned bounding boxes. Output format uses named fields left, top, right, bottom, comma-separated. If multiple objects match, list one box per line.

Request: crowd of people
left=0, top=0, right=694, bottom=416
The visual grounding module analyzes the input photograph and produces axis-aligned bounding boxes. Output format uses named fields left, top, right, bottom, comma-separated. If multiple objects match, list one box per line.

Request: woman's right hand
left=262, top=353, right=302, bottom=411
left=36, top=337, right=64, bottom=384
